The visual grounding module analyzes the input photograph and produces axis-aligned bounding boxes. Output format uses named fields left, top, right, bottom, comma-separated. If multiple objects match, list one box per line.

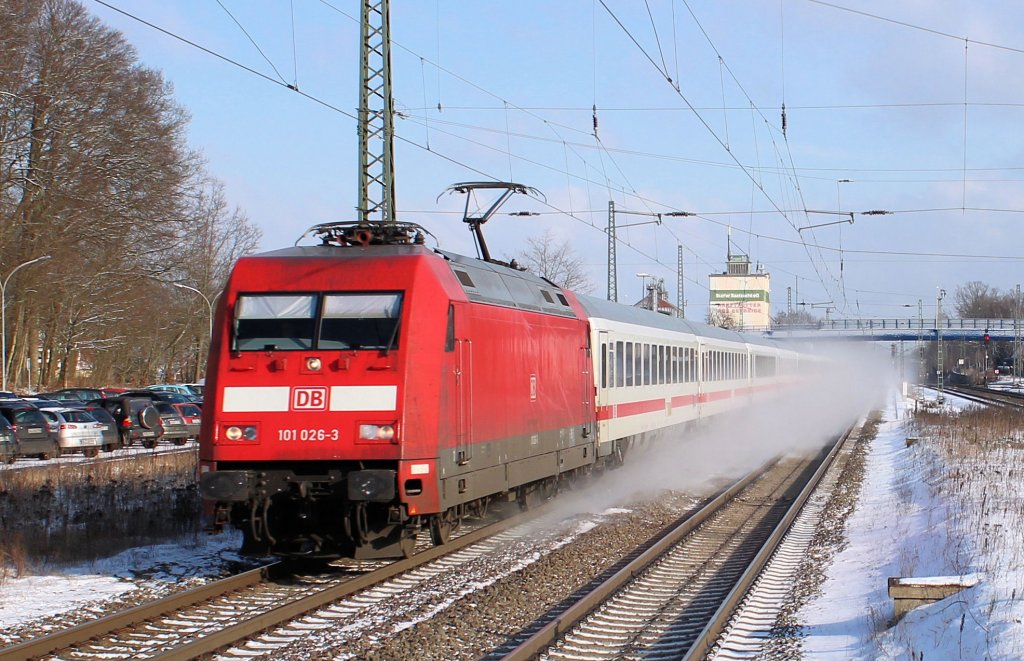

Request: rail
left=502, top=424, right=854, bottom=661
left=0, top=507, right=537, bottom=660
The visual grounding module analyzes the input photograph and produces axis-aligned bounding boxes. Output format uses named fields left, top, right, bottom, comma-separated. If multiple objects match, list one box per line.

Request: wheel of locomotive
left=517, top=485, right=539, bottom=511
left=399, top=520, right=419, bottom=558
left=429, top=509, right=456, bottom=546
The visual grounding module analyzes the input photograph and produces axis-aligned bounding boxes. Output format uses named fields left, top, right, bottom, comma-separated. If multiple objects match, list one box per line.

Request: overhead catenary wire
left=91, top=0, right=1022, bottom=316
left=213, top=0, right=292, bottom=87
left=805, top=0, right=1024, bottom=56
left=93, top=1, right=714, bottom=294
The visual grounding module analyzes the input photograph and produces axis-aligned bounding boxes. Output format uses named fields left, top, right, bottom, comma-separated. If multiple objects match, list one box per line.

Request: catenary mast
left=357, top=0, right=396, bottom=224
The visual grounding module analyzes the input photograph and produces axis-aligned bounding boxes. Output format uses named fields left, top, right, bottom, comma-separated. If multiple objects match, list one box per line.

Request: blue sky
left=89, top=0, right=1024, bottom=320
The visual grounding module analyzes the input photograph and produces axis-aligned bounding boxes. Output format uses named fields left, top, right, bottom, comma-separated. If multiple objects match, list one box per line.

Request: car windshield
left=14, top=410, right=45, bottom=425
left=87, top=408, right=115, bottom=424
left=62, top=410, right=96, bottom=423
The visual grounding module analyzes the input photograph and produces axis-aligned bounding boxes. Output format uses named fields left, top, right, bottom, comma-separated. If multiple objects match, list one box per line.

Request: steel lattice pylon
left=606, top=200, right=617, bottom=302
left=358, top=0, right=395, bottom=224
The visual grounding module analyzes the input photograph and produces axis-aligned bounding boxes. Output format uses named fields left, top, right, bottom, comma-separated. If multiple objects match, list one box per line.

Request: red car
left=172, top=402, right=202, bottom=441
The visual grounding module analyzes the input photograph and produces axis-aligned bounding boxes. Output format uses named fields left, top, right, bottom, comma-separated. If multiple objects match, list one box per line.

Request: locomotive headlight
left=305, top=357, right=322, bottom=371
left=224, top=425, right=258, bottom=441
left=359, top=424, right=395, bottom=441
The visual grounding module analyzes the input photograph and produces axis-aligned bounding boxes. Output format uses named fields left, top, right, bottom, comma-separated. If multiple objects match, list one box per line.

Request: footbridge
left=766, top=318, right=1021, bottom=342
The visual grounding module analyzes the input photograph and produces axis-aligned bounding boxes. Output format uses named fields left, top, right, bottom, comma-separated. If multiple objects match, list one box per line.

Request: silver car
left=39, top=408, right=104, bottom=458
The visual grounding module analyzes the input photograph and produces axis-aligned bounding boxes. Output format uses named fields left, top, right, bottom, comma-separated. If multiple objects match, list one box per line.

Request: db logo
left=291, top=386, right=328, bottom=410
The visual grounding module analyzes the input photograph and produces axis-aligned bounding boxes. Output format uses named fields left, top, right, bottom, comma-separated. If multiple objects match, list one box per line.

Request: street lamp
left=636, top=273, right=653, bottom=309
left=171, top=283, right=214, bottom=341
left=2, top=255, right=51, bottom=391
left=172, top=283, right=216, bottom=381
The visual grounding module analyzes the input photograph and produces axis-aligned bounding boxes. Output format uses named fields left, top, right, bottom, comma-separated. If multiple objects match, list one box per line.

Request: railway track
left=937, top=384, right=1024, bottom=410
left=502, top=425, right=854, bottom=661
left=2, top=428, right=856, bottom=659
left=0, top=510, right=520, bottom=660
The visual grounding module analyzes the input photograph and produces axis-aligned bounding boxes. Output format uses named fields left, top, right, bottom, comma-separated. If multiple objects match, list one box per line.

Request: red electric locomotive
left=199, top=220, right=597, bottom=559
left=200, top=214, right=813, bottom=560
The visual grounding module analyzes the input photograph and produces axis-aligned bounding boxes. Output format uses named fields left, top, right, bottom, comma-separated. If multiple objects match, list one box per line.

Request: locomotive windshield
left=320, top=293, right=402, bottom=350
left=235, top=295, right=317, bottom=351
left=233, top=292, right=402, bottom=351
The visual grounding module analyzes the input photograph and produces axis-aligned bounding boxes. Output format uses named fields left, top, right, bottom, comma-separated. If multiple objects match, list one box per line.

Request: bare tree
left=772, top=308, right=818, bottom=326
left=0, top=0, right=256, bottom=389
left=707, top=308, right=738, bottom=329
left=513, top=229, right=594, bottom=293
left=954, top=281, right=1015, bottom=318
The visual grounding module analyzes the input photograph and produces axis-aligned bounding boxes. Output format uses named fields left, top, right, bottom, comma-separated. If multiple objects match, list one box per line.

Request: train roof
left=575, top=293, right=784, bottom=350
left=438, top=250, right=577, bottom=318
left=244, top=245, right=793, bottom=352
left=251, top=244, right=435, bottom=259
left=243, top=244, right=578, bottom=319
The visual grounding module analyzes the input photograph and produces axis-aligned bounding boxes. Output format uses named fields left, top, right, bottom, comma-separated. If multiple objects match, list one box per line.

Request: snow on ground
left=799, top=386, right=1024, bottom=659
left=0, top=440, right=196, bottom=472
left=0, top=529, right=247, bottom=630
left=6, top=384, right=1024, bottom=657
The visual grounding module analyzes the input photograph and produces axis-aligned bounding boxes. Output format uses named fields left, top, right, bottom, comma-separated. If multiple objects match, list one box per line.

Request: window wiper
left=383, top=321, right=401, bottom=356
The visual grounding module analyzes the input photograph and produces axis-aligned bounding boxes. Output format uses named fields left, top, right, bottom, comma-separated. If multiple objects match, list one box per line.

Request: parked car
left=121, top=389, right=192, bottom=404
left=153, top=402, right=190, bottom=446
left=0, top=416, right=16, bottom=464
left=0, top=402, right=60, bottom=459
left=146, top=384, right=201, bottom=398
left=171, top=402, right=202, bottom=441
left=25, top=398, right=77, bottom=409
left=36, top=388, right=107, bottom=403
left=85, top=396, right=164, bottom=449
left=81, top=405, right=121, bottom=452
left=38, top=408, right=104, bottom=458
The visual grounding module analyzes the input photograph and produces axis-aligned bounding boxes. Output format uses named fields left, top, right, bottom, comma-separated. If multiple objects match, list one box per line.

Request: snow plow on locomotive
left=198, top=220, right=812, bottom=560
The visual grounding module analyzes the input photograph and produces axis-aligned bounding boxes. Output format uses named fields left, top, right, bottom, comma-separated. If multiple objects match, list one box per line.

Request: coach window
left=234, top=294, right=316, bottom=351
left=622, top=341, right=630, bottom=388
left=600, top=342, right=607, bottom=388
left=320, top=293, right=403, bottom=350
left=615, top=341, right=624, bottom=387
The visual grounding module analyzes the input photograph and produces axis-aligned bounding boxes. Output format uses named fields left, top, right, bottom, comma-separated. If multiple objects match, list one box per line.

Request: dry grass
left=0, top=449, right=200, bottom=574
left=908, top=400, right=1024, bottom=651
